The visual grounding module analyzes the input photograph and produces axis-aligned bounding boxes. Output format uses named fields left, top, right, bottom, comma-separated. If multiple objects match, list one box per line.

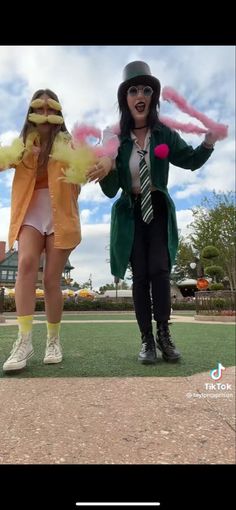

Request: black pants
left=130, top=190, right=171, bottom=334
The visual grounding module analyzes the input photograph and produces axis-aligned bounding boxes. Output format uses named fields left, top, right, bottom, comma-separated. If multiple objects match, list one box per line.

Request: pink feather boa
left=161, top=86, right=228, bottom=140
left=71, top=86, right=228, bottom=160
left=72, top=123, right=101, bottom=143
left=71, top=123, right=120, bottom=158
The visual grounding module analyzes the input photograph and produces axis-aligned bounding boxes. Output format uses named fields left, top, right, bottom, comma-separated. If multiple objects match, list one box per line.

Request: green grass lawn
left=34, top=313, right=137, bottom=321
left=5, top=311, right=196, bottom=321
left=0, top=322, right=234, bottom=378
left=24, top=311, right=196, bottom=321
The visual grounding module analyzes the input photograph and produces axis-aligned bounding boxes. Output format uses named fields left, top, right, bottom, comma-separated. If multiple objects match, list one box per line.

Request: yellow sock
left=47, top=321, right=61, bottom=338
left=17, top=315, right=33, bottom=334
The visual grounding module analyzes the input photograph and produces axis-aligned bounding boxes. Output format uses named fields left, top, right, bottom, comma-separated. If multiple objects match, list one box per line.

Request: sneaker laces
left=46, top=338, right=60, bottom=356
left=9, top=335, right=31, bottom=359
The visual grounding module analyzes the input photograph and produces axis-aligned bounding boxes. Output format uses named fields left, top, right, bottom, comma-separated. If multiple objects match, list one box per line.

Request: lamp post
left=114, top=277, right=119, bottom=300
left=190, top=258, right=209, bottom=291
left=190, top=257, right=204, bottom=278
left=0, top=287, right=6, bottom=323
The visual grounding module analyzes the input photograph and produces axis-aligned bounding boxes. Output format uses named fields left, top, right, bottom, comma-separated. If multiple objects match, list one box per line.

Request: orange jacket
left=8, top=150, right=81, bottom=249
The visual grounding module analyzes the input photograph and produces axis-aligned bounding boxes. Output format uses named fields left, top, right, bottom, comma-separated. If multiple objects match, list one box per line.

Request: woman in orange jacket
left=1, top=89, right=81, bottom=372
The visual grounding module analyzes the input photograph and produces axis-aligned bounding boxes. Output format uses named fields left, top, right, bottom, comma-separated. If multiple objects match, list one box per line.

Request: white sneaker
left=3, top=332, right=34, bottom=372
left=44, top=336, right=62, bottom=364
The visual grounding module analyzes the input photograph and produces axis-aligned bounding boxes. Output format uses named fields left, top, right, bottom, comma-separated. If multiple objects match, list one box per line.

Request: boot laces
left=163, top=335, right=175, bottom=348
left=142, top=334, right=155, bottom=351
left=158, top=324, right=175, bottom=348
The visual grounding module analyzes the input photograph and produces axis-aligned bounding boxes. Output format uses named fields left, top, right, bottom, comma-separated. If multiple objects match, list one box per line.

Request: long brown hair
left=20, top=88, right=70, bottom=167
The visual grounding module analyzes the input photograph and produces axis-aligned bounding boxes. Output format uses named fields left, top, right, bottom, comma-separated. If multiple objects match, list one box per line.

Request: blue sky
left=0, top=46, right=235, bottom=289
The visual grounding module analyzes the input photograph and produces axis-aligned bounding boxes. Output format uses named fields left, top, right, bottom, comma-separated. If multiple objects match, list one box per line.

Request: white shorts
left=22, top=188, right=54, bottom=236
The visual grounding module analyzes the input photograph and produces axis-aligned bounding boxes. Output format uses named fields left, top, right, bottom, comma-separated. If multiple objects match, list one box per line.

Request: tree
left=99, top=283, right=116, bottom=294
left=172, top=236, right=198, bottom=281
left=189, top=191, right=236, bottom=291
left=201, top=245, right=224, bottom=283
left=72, top=281, right=80, bottom=288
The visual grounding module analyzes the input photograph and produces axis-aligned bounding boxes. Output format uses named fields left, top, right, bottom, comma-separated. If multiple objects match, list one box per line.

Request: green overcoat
left=100, top=124, right=213, bottom=279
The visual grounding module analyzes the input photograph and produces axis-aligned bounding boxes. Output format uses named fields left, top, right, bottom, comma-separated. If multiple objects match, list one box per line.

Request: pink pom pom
left=154, top=144, right=169, bottom=159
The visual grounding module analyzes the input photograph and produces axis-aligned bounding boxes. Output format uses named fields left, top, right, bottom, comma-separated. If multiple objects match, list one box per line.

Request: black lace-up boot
left=156, top=321, right=181, bottom=362
left=138, top=331, right=157, bottom=364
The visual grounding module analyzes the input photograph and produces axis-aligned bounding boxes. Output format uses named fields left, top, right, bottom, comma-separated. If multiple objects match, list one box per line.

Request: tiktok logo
left=210, top=362, right=225, bottom=381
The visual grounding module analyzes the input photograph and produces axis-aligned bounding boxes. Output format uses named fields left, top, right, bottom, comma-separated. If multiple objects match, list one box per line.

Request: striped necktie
left=138, top=149, right=154, bottom=224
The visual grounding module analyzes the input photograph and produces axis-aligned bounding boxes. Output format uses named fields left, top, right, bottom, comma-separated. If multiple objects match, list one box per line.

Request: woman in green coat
left=87, top=61, right=218, bottom=364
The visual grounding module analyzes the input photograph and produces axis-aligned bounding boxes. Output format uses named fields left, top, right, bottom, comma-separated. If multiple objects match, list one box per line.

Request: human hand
left=203, top=131, right=219, bottom=147
left=86, top=156, right=113, bottom=183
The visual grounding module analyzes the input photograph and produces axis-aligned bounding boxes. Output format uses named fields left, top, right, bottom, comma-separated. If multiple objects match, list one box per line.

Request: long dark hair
left=118, top=86, right=160, bottom=139
left=20, top=88, right=70, bottom=167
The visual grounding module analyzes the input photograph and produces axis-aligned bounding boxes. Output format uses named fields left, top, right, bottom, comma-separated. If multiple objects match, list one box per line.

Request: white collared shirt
left=129, top=130, right=152, bottom=194
left=102, top=127, right=156, bottom=193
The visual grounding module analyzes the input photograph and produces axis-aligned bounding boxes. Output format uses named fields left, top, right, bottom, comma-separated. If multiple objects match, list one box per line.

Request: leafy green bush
left=205, top=265, right=224, bottom=279
left=209, top=283, right=224, bottom=291
left=172, top=302, right=196, bottom=310
left=212, top=298, right=226, bottom=310
left=202, top=246, right=219, bottom=258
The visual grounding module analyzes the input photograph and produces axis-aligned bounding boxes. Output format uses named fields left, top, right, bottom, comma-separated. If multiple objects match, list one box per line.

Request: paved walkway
left=0, top=369, right=235, bottom=464
left=0, top=315, right=235, bottom=464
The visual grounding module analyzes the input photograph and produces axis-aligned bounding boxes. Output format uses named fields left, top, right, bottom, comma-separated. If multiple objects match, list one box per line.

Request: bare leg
left=43, top=234, right=72, bottom=323
left=3, top=226, right=45, bottom=372
left=15, top=226, right=45, bottom=315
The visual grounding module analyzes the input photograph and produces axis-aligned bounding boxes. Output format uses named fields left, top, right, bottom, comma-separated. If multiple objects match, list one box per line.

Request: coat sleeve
left=168, top=130, right=214, bottom=171
left=99, top=168, right=120, bottom=198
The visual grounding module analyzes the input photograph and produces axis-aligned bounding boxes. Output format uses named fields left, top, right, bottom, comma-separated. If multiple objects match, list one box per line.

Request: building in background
left=0, top=241, right=74, bottom=289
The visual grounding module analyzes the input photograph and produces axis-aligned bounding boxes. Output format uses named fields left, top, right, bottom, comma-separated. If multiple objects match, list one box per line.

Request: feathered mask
left=28, top=98, right=64, bottom=125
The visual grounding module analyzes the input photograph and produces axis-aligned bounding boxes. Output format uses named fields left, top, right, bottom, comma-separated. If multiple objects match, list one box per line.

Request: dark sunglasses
left=127, top=85, right=153, bottom=97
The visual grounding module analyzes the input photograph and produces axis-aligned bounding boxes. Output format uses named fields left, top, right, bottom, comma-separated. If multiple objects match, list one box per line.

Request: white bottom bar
left=75, top=504, right=160, bottom=507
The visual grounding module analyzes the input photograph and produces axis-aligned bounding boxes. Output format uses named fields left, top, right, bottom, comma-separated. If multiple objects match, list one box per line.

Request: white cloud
left=102, top=213, right=111, bottom=223
left=80, top=209, right=92, bottom=223
left=0, top=207, right=11, bottom=244
left=172, top=141, right=235, bottom=199
left=0, top=168, right=14, bottom=189
left=0, top=130, right=19, bottom=144
left=70, top=223, right=112, bottom=290
left=176, top=209, right=195, bottom=238
left=80, top=206, right=99, bottom=224
left=1, top=45, right=234, bottom=131
left=79, top=182, right=111, bottom=203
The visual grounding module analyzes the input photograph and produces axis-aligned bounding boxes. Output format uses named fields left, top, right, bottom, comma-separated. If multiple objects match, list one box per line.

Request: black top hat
left=117, top=61, right=161, bottom=104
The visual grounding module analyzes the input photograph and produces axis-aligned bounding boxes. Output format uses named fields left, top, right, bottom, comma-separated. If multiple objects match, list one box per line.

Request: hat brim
left=118, top=75, right=161, bottom=103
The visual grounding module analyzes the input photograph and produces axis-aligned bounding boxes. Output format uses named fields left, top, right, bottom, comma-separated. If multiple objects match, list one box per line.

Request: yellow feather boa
left=0, top=138, right=25, bottom=170
left=50, top=133, right=95, bottom=185
left=0, top=130, right=93, bottom=185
